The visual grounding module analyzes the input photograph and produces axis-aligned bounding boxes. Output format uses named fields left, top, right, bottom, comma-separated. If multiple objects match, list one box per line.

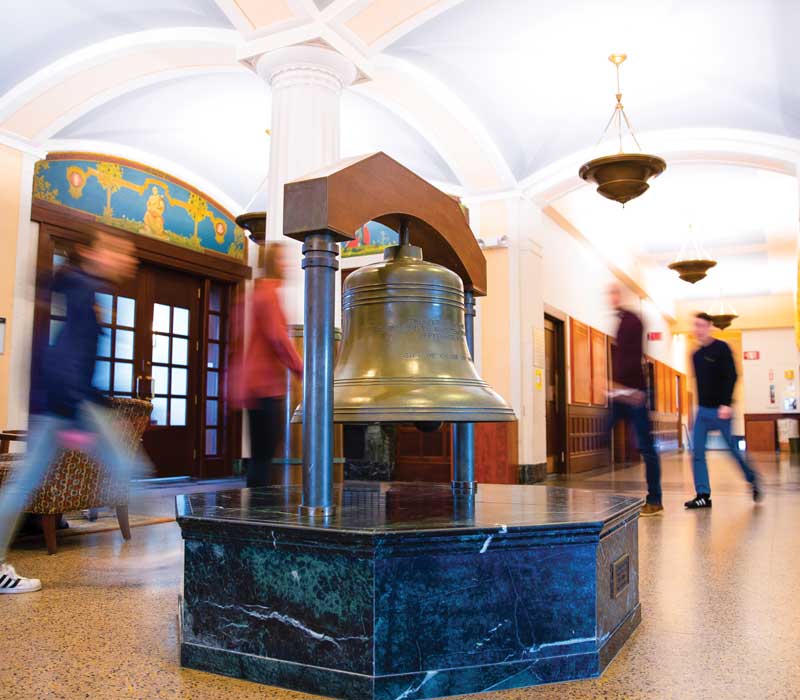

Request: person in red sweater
left=231, top=243, right=303, bottom=488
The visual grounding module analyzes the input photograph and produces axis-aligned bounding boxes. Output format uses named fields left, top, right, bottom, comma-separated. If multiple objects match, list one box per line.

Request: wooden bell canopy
left=282, top=152, right=487, bottom=296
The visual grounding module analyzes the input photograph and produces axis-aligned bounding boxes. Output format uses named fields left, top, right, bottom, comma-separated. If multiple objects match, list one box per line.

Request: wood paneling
left=394, top=424, right=452, bottom=482
left=567, top=404, right=610, bottom=473
left=743, top=414, right=792, bottom=453
left=745, top=420, right=777, bottom=453
left=651, top=411, right=680, bottom=452
left=590, top=328, right=608, bottom=406
left=570, top=318, right=591, bottom=405
left=474, top=421, right=518, bottom=484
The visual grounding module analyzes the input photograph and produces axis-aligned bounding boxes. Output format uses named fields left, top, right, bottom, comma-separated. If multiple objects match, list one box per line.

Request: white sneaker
left=0, top=562, right=42, bottom=594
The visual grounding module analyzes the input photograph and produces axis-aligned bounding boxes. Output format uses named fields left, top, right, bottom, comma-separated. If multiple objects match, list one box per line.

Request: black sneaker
left=753, top=485, right=763, bottom=503
left=685, top=494, right=712, bottom=509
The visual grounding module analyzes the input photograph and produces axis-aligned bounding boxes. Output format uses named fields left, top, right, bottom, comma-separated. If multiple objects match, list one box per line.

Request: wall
left=479, top=247, right=511, bottom=403
left=741, top=328, right=799, bottom=415
left=472, top=198, right=685, bottom=473
left=538, top=213, right=619, bottom=337
left=674, top=294, right=794, bottom=333
left=0, top=145, right=23, bottom=430
left=537, top=212, right=682, bottom=372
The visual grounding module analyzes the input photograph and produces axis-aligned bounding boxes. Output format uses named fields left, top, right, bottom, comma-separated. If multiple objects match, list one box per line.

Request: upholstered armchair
left=0, top=397, right=152, bottom=554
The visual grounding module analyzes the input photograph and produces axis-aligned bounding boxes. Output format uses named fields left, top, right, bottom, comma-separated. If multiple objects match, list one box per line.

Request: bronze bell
left=332, top=239, right=514, bottom=423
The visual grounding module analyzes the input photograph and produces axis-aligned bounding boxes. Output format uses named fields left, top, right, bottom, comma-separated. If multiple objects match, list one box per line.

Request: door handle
left=135, top=375, right=153, bottom=400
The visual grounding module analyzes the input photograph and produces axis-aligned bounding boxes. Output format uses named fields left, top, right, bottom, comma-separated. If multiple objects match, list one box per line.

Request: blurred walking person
left=230, top=243, right=303, bottom=488
left=0, top=232, right=142, bottom=593
left=607, top=283, right=663, bottom=516
left=685, top=313, right=761, bottom=509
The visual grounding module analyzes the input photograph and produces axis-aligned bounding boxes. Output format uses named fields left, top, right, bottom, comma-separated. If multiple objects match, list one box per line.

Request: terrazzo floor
left=2, top=451, right=799, bottom=700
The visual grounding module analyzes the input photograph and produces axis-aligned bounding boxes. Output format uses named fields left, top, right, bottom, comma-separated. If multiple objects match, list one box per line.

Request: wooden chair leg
left=41, top=514, right=58, bottom=555
left=116, top=505, right=132, bottom=540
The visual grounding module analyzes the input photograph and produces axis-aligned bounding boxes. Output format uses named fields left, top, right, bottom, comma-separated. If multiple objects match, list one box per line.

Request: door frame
left=544, top=313, right=567, bottom=474
left=31, top=205, right=251, bottom=479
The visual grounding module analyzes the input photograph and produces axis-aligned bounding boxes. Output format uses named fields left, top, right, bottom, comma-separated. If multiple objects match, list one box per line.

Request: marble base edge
left=598, top=603, right=642, bottom=670
left=181, top=641, right=606, bottom=700
left=518, top=463, right=547, bottom=484
left=181, top=608, right=641, bottom=700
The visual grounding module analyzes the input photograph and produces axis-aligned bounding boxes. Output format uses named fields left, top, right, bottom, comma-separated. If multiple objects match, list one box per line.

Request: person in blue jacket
left=0, top=231, right=141, bottom=593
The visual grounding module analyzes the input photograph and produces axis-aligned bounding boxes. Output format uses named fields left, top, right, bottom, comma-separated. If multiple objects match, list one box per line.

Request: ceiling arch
left=0, top=29, right=241, bottom=143
left=0, top=0, right=233, bottom=96
left=387, top=0, right=800, bottom=183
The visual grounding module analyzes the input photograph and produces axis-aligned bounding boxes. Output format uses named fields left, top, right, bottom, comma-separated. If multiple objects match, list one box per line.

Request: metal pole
left=299, top=232, right=339, bottom=518
left=452, top=290, right=477, bottom=493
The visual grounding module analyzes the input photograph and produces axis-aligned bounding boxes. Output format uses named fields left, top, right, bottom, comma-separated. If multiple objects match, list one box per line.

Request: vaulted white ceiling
left=389, top=0, right=800, bottom=180
left=1, top=0, right=798, bottom=304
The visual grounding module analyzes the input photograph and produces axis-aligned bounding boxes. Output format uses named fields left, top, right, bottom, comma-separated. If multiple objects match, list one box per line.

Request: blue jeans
left=608, top=400, right=662, bottom=504
left=692, top=406, right=757, bottom=495
left=0, top=402, right=140, bottom=561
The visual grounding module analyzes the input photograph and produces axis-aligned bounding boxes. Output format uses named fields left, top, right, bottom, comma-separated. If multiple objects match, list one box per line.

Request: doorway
left=35, top=226, right=237, bottom=479
left=544, top=315, right=566, bottom=474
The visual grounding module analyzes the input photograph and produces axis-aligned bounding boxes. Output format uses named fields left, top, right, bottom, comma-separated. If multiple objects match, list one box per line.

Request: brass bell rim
left=334, top=377, right=487, bottom=385
left=331, top=407, right=516, bottom=422
left=344, top=294, right=464, bottom=310
left=291, top=407, right=516, bottom=424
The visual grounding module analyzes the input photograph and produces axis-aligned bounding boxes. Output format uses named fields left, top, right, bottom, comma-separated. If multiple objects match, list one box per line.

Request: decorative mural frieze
left=340, top=220, right=399, bottom=258
left=33, top=154, right=245, bottom=261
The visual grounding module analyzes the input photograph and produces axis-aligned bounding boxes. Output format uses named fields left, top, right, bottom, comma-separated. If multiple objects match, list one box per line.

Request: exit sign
left=743, top=351, right=760, bottom=360
left=647, top=332, right=662, bottom=341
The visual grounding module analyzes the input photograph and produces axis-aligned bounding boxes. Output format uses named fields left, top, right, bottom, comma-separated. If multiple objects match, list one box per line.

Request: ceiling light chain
left=594, top=54, right=643, bottom=154
left=579, top=53, right=666, bottom=205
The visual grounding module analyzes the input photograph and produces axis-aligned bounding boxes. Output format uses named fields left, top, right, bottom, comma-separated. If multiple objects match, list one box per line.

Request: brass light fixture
left=709, top=292, right=738, bottom=330
left=235, top=211, right=267, bottom=245
left=579, top=54, right=666, bottom=205
left=668, top=225, right=717, bottom=284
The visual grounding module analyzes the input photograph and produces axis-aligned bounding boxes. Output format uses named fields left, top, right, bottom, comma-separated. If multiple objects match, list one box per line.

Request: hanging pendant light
left=235, top=211, right=267, bottom=245
left=579, top=54, right=666, bottom=205
left=668, top=224, right=717, bottom=284
left=709, top=291, right=738, bottom=330
left=235, top=171, right=269, bottom=245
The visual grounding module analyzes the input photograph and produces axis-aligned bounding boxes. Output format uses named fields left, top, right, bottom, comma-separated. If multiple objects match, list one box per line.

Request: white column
left=256, top=46, right=356, bottom=324
left=506, top=196, right=547, bottom=473
left=7, top=153, right=38, bottom=433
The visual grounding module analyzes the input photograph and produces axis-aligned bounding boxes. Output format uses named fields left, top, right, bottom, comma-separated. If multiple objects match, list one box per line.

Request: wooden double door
left=41, top=231, right=232, bottom=479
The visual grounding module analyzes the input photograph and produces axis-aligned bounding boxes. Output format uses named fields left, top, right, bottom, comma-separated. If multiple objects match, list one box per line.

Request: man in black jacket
left=686, top=313, right=761, bottom=509
left=607, top=284, right=663, bottom=516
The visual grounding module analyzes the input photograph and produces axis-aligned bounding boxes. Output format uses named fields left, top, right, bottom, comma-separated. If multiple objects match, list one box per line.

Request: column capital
left=255, top=45, right=357, bottom=90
